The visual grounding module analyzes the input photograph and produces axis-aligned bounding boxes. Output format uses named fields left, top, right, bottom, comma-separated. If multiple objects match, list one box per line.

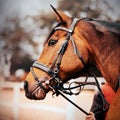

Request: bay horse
left=24, top=6, right=120, bottom=120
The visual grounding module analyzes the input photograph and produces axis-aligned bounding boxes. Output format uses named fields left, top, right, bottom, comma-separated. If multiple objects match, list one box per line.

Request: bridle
left=30, top=18, right=109, bottom=115
left=31, top=18, right=84, bottom=92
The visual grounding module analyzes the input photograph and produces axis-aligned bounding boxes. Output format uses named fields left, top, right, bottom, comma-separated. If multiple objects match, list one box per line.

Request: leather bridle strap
left=32, top=61, right=55, bottom=77
left=55, top=18, right=79, bottom=33
left=58, top=90, right=89, bottom=115
left=70, top=36, right=86, bottom=66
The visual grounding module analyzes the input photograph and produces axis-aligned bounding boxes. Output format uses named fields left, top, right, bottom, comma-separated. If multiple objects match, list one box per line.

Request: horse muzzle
left=24, top=80, right=49, bottom=100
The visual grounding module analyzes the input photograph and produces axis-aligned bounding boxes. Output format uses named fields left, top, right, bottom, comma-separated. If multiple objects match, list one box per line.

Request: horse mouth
left=25, top=84, right=47, bottom=100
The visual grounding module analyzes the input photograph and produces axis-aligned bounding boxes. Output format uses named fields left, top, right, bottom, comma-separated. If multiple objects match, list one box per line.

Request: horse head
left=24, top=7, right=93, bottom=100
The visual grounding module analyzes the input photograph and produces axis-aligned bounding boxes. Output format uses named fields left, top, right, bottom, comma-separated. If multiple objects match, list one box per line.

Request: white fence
left=0, top=77, right=105, bottom=120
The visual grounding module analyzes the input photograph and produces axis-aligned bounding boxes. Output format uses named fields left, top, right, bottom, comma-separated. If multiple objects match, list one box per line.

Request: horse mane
left=90, top=19, right=120, bottom=34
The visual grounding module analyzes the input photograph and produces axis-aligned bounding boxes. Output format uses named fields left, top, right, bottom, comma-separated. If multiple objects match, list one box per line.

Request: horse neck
left=78, top=21, right=120, bottom=90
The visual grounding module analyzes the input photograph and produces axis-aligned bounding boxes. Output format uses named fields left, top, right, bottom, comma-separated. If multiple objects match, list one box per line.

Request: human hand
left=85, top=112, right=96, bottom=120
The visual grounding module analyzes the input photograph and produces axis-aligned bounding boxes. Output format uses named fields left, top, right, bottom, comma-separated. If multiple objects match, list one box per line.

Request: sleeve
left=90, top=92, right=105, bottom=120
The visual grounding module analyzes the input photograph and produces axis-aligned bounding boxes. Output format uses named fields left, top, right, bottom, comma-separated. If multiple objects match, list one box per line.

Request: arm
left=90, top=92, right=105, bottom=120
left=85, top=112, right=96, bottom=120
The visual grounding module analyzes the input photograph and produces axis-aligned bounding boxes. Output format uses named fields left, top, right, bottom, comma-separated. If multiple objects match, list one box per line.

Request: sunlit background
left=0, top=0, right=120, bottom=120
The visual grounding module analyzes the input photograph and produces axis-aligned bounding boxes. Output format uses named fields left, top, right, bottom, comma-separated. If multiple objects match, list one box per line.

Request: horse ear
left=50, top=5, right=71, bottom=23
left=56, top=11, right=72, bottom=23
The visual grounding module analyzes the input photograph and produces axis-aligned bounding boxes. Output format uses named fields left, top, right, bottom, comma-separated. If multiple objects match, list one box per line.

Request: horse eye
left=48, top=39, right=57, bottom=46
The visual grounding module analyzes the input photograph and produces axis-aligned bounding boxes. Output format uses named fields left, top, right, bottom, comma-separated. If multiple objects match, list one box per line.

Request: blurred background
left=0, top=0, right=120, bottom=120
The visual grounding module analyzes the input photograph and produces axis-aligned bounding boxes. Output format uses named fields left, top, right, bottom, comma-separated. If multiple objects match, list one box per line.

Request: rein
left=30, top=18, right=109, bottom=115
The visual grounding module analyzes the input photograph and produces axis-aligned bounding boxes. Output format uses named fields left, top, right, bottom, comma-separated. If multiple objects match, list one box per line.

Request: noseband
left=30, top=18, right=109, bottom=115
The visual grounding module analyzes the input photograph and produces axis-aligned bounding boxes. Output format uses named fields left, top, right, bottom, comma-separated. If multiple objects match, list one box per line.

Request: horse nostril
left=24, top=81, right=28, bottom=91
